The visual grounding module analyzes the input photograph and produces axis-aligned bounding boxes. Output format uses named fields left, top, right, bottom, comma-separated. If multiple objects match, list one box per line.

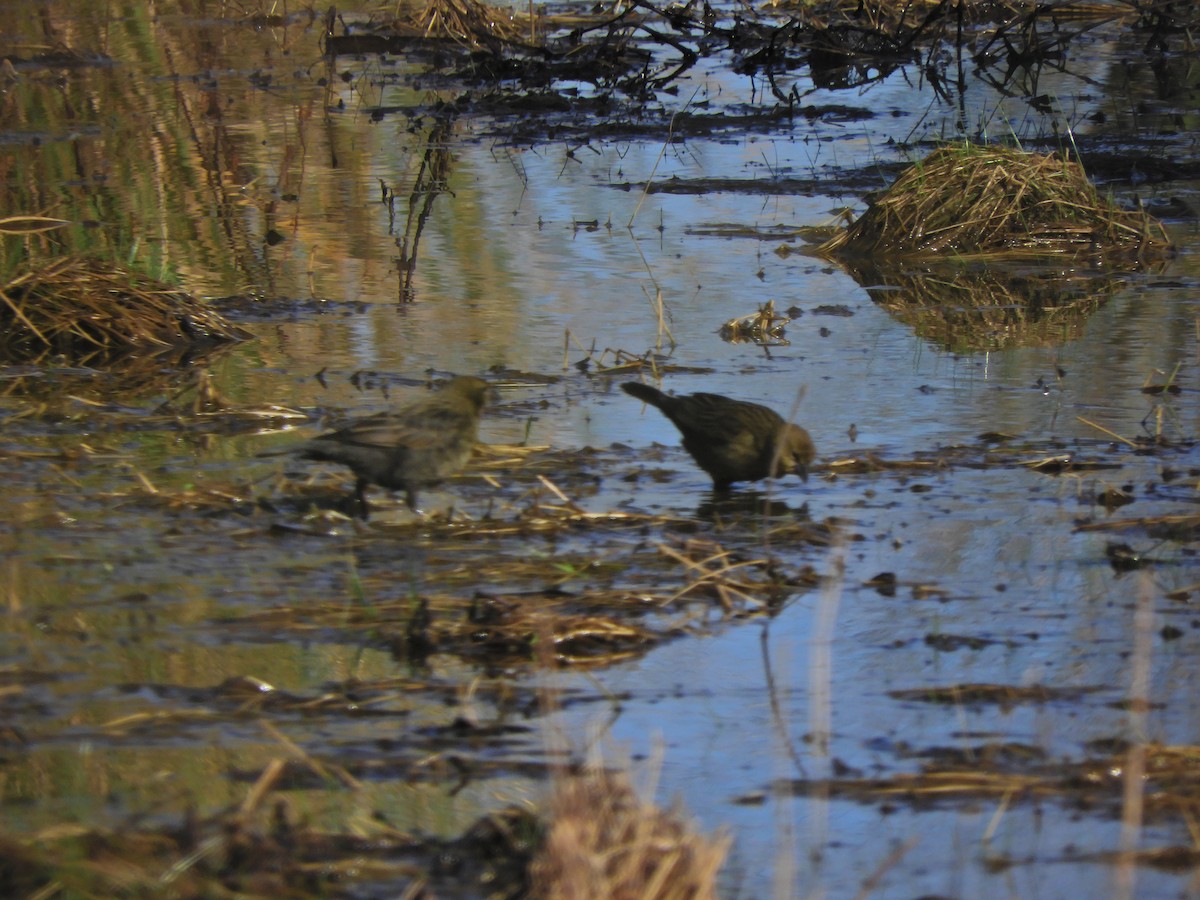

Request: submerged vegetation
left=4, top=426, right=1198, bottom=896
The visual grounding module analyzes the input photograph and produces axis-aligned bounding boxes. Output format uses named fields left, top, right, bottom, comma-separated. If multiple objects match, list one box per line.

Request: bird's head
left=443, top=375, right=494, bottom=412
left=773, top=424, right=816, bottom=481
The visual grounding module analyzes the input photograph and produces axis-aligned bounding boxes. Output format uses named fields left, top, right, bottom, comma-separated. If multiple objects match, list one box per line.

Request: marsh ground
left=2, top=1, right=1199, bottom=896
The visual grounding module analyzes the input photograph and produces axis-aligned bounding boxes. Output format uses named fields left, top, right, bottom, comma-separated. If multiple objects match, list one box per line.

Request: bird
left=621, top=381, right=814, bottom=490
left=264, top=375, right=491, bottom=518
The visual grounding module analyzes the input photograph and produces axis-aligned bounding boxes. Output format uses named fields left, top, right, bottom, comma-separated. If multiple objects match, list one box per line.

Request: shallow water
left=3, top=2, right=1200, bottom=897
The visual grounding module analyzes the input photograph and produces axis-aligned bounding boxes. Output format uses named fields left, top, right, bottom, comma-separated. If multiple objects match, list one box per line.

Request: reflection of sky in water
left=544, top=454, right=1196, bottom=898
left=304, top=33, right=1185, bottom=450
left=260, top=105, right=1193, bottom=485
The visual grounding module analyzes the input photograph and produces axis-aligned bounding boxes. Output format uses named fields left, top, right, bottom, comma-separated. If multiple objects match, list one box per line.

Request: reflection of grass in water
left=0, top=5, right=452, bottom=301
left=856, top=265, right=1122, bottom=353
left=0, top=1, right=258, bottom=283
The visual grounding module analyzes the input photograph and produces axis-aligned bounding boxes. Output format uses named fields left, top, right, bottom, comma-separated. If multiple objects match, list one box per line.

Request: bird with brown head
left=265, top=375, right=491, bottom=518
left=621, top=381, right=814, bottom=490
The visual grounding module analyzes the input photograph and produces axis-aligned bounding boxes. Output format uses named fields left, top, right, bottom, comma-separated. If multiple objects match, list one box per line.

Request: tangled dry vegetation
left=817, top=145, right=1173, bottom=265
left=340, top=0, right=1198, bottom=103
left=396, top=0, right=533, bottom=48
left=531, top=764, right=730, bottom=899
left=0, top=256, right=248, bottom=364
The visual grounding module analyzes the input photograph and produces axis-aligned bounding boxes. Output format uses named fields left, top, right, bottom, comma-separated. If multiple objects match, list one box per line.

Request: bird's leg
left=355, top=478, right=371, bottom=520
left=404, top=488, right=418, bottom=511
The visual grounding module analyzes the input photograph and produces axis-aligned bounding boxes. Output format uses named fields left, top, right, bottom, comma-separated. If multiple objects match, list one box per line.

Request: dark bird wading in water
left=265, top=375, right=491, bottom=518
left=621, top=381, right=815, bottom=490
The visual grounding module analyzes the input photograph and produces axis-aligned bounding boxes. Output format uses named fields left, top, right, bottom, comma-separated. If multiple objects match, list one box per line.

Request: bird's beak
left=796, top=464, right=808, bottom=482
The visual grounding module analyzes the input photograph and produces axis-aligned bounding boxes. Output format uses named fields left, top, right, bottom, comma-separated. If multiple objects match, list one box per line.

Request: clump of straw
left=530, top=765, right=729, bottom=899
left=819, top=144, right=1172, bottom=265
left=0, top=257, right=248, bottom=363
left=398, top=0, right=531, bottom=49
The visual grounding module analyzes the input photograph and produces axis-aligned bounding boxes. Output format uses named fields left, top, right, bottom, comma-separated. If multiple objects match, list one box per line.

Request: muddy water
left=3, top=2, right=1200, bottom=898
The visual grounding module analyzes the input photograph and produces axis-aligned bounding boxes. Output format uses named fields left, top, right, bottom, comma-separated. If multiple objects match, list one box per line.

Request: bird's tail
left=621, top=381, right=670, bottom=410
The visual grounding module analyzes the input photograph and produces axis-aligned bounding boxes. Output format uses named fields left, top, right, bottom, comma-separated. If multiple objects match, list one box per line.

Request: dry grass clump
left=392, top=0, right=532, bottom=49
left=819, top=144, right=1172, bottom=265
left=0, top=257, right=249, bottom=363
left=530, top=765, right=730, bottom=899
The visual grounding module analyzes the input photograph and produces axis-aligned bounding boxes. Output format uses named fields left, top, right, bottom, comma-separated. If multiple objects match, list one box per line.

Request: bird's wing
left=317, top=405, right=468, bottom=450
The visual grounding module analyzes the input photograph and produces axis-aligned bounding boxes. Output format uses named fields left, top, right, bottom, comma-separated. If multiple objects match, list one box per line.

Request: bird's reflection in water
left=696, top=489, right=809, bottom=523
